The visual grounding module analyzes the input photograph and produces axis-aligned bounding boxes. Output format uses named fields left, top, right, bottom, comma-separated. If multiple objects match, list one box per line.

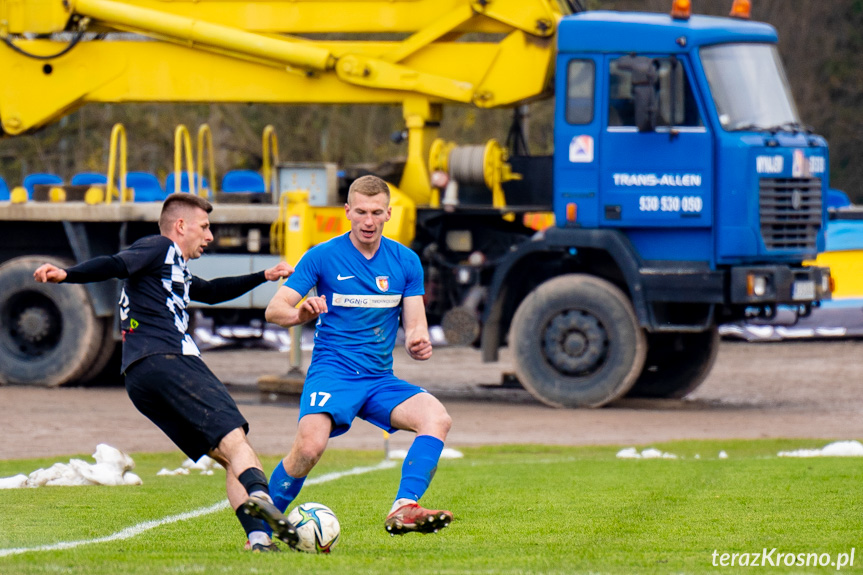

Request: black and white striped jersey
left=115, top=235, right=199, bottom=372
left=62, top=234, right=269, bottom=373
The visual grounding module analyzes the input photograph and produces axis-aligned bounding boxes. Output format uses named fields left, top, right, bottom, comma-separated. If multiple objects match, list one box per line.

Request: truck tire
left=626, top=328, right=720, bottom=399
left=0, top=256, right=105, bottom=386
left=509, top=274, right=647, bottom=408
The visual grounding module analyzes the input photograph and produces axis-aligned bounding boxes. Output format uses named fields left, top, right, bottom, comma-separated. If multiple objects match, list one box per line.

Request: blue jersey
left=286, top=233, right=424, bottom=374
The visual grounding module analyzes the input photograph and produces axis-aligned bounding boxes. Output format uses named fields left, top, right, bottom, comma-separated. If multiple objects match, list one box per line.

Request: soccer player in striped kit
left=34, top=192, right=298, bottom=552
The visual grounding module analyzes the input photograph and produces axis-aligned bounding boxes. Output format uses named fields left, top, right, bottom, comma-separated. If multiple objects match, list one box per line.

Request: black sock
left=236, top=506, right=268, bottom=536
left=238, top=467, right=270, bottom=497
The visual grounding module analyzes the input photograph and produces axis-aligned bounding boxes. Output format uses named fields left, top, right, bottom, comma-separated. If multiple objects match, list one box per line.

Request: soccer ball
left=287, top=502, right=340, bottom=553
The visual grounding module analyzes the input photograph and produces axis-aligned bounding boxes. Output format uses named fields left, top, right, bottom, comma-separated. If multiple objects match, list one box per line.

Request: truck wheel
left=0, top=256, right=105, bottom=386
left=509, top=274, right=646, bottom=408
left=626, top=328, right=720, bottom=399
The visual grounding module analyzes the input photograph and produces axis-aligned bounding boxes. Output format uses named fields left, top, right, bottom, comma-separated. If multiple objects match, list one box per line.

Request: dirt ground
left=2, top=340, right=863, bottom=460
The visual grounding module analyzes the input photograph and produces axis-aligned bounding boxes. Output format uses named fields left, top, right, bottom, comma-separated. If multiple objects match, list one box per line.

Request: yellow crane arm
left=0, top=0, right=565, bottom=134
left=70, top=0, right=336, bottom=72
left=7, top=0, right=559, bottom=36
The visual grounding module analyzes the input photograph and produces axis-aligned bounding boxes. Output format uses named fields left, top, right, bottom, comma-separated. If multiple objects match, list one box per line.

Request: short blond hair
left=347, top=175, right=390, bottom=205
left=159, top=193, right=213, bottom=233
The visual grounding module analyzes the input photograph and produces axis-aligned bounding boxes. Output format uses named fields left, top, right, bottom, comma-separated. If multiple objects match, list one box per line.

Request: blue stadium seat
left=165, top=172, right=209, bottom=195
left=221, top=169, right=265, bottom=193
left=827, top=188, right=852, bottom=209
left=824, top=220, right=863, bottom=252
left=0, top=176, right=9, bottom=201
left=22, top=173, right=63, bottom=199
left=71, top=172, right=108, bottom=186
left=125, top=172, right=166, bottom=202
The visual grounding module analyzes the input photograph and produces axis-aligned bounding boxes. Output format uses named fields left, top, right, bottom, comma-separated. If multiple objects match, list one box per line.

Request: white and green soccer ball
left=287, top=502, right=340, bottom=553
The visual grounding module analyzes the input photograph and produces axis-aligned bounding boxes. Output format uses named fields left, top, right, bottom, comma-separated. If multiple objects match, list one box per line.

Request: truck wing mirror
left=616, top=55, right=659, bottom=132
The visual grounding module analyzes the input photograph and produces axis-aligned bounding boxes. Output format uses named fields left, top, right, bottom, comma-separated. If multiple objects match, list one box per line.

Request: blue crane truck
left=478, top=8, right=832, bottom=406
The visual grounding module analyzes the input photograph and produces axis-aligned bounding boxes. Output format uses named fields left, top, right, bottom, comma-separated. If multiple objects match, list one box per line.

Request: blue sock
left=269, top=460, right=306, bottom=513
left=396, top=435, right=445, bottom=502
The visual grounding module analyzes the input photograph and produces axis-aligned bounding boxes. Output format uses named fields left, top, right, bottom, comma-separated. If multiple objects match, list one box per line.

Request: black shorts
left=124, top=354, right=249, bottom=460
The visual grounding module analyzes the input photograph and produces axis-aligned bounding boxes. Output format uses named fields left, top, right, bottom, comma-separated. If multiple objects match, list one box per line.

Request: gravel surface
left=1, top=340, right=862, bottom=460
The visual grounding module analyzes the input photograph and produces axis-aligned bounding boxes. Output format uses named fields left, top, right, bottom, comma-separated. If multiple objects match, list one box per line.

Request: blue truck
left=478, top=8, right=832, bottom=406
left=0, top=1, right=832, bottom=408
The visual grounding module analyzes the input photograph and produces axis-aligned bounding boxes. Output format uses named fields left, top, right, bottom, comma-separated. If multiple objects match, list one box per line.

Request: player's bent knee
left=217, top=427, right=248, bottom=449
left=427, top=396, right=452, bottom=430
left=292, top=438, right=327, bottom=468
left=419, top=404, right=451, bottom=438
left=440, top=410, right=453, bottom=433
left=434, top=410, right=453, bottom=437
left=207, top=450, right=230, bottom=469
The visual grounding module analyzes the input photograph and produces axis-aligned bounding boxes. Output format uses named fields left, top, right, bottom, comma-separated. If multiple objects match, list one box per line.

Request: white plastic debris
left=387, top=450, right=408, bottom=460
left=123, top=472, right=143, bottom=485
left=778, top=440, right=863, bottom=458
left=386, top=447, right=464, bottom=461
left=441, top=448, right=464, bottom=459
left=158, top=455, right=223, bottom=476
left=616, top=447, right=641, bottom=459
left=27, top=463, right=87, bottom=487
left=157, top=467, right=190, bottom=476
left=718, top=451, right=729, bottom=459
left=616, top=447, right=678, bottom=459
left=0, top=474, right=28, bottom=490
left=182, top=455, right=223, bottom=471
left=0, top=444, right=140, bottom=489
left=641, top=448, right=678, bottom=459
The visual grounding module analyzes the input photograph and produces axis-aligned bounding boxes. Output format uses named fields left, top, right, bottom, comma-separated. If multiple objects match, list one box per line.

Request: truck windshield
left=700, top=43, right=801, bottom=132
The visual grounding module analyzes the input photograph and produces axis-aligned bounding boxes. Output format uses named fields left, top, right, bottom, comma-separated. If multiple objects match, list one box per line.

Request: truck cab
left=556, top=11, right=827, bottom=267
left=491, top=9, right=831, bottom=407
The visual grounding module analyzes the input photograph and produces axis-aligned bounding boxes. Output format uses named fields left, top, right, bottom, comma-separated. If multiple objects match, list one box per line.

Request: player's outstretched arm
left=35, top=254, right=128, bottom=285
left=403, top=295, right=432, bottom=361
left=265, top=286, right=327, bottom=327
left=191, top=262, right=293, bottom=304
left=33, top=263, right=67, bottom=283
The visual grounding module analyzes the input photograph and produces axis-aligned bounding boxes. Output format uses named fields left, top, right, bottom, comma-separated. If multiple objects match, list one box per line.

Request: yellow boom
left=0, top=0, right=565, bottom=233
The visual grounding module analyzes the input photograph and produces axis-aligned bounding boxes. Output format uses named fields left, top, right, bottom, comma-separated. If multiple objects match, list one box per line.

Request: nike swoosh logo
left=337, top=274, right=355, bottom=281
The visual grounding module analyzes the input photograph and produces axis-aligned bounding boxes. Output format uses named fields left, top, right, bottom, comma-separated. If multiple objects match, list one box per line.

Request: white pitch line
left=0, top=459, right=397, bottom=558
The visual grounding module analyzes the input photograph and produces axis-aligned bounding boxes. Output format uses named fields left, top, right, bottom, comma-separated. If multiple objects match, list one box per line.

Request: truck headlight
left=747, top=274, right=768, bottom=297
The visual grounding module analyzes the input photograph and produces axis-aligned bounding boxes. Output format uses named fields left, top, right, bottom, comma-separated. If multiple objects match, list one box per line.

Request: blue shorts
left=300, top=365, right=426, bottom=438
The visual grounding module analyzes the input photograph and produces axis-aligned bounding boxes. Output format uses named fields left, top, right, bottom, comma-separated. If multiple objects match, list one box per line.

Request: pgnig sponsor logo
left=332, top=293, right=401, bottom=308
left=711, top=548, right=855, bottom=570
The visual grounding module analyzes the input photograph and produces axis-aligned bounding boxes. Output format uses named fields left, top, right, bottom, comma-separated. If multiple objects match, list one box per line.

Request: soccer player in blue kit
left=34, top=193, right=299, bottom=552
left=265, top=175, right=454, bottom=535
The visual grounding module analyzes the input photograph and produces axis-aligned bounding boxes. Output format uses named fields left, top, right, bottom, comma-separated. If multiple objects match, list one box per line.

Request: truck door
left=554, top=56, right=601, bottom=227
left=599, top=55, right=714, bottom=263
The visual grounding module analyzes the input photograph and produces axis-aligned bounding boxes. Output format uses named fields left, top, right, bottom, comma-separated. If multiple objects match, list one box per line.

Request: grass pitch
left=1, top=439, right=861, bottom=574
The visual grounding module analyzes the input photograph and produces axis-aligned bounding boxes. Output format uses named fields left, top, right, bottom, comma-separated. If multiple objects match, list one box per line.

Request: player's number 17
left=309, top=391, right=332, bottom=407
